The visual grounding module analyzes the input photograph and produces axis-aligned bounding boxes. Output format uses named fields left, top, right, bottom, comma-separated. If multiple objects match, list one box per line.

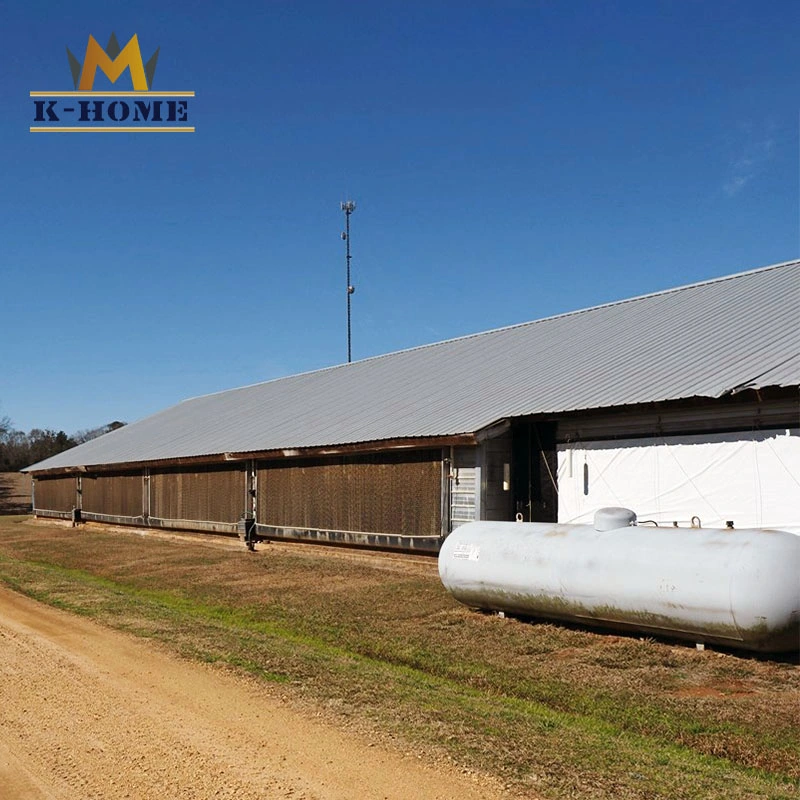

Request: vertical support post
left=244, top=460, right=257, bottom=550
left=249, top=460, right=257, bottom=521
left=474, top=463, right=482, bottom=522
left=443, top=446, right=455, bottom=537
left=143, top=468, right=150, bottom=524
left=73, top=474, right=83, bottom=526
left=477, top=440, right=487, bottom=521
left=440, top=448, right=450, bottom=540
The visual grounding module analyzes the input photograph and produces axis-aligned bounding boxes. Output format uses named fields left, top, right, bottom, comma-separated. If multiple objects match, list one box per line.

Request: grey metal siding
left=450, top=447, right=478, bottom=529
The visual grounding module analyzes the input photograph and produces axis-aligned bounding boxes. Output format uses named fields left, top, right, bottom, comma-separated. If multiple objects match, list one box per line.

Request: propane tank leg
left=244, top=517, right=256, bottom=551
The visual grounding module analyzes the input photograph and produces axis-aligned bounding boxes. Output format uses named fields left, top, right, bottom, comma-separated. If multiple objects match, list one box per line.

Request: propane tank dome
left=594, top=507, right=637, bottom=531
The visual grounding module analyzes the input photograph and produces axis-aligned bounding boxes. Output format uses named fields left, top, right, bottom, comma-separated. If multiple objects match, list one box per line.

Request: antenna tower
left=341, top=200, right=356, bottom=362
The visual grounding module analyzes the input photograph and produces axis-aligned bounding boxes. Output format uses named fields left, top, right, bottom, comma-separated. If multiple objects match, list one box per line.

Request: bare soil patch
left=0, top=472, right=31, bottom=514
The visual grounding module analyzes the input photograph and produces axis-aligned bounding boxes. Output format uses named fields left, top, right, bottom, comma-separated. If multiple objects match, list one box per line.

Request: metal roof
left=27, top=258, right=800, bottom=472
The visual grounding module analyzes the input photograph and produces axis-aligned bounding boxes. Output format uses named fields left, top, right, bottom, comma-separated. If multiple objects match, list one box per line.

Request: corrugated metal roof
left=27, top=258, right=800, bottom=472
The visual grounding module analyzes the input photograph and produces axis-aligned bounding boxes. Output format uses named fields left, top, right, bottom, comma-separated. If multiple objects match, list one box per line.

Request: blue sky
left=1, top=0, right=798, bottom=433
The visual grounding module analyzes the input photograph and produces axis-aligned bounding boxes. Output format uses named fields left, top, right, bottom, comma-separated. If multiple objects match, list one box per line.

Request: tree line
left=0, top=418, right=125, bottom=472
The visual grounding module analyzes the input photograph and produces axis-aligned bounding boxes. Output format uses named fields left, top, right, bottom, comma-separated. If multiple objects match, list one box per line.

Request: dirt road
left=0, top=586, right=508, bottom=799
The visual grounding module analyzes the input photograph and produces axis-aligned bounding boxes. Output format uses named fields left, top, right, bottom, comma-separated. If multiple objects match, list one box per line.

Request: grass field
left=0, top=515, right=797, bottom=799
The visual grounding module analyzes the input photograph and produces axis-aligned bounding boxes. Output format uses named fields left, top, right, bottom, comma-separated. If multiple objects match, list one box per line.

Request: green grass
left=0, top=518, right=798, bottom=799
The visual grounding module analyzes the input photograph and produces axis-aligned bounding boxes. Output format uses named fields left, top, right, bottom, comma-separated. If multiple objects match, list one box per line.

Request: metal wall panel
left=450, top=467, right=477, bottom=528
left=82, top=472, right=143, bottom=517
left=450, top=447, right=479, bottom=529
left=480, top=431, right=514, bottom=521
left=33, top=476, right=76, bottom=512
left=257, top=450, right=442, bottom=536
left=556, top=398, right=800, bottom=441
left=150, top=465, right=246, bottom=523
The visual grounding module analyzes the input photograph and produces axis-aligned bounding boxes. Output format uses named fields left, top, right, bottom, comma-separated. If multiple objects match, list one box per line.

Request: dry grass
left=0, top=516, right=798, bottom=799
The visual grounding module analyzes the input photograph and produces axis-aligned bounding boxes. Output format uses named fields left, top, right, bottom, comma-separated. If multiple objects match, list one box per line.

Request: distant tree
left=0, top=418, right=125, bottom=472
left=0, top=418, right=22, bottom=471
left=72, top=420, right=127, bottom=445
left=0, top=426, right=76, bottom=472
left=24, top=429, right=76, bottom=468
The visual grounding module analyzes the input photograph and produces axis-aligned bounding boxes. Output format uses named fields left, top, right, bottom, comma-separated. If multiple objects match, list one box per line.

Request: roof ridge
left=181, top=257, right=800, bottom=404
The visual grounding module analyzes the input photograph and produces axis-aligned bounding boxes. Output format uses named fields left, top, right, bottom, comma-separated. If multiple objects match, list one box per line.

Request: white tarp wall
left=557, top=428, right=800, bottom=530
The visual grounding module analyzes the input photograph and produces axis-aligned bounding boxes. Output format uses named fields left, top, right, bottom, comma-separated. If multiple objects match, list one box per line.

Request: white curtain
left=557, top=429, right=800, bottom=531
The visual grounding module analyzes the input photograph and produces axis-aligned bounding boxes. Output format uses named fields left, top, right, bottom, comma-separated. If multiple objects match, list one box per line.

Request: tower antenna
left=340, top=200, right=356, bottom=362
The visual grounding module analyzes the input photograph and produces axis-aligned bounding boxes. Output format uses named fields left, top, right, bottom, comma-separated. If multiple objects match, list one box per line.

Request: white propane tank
left=438, top=509, right=800, bottom=653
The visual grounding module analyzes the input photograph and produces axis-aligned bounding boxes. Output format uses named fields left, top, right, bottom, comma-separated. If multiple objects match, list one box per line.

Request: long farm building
left=26, top=259, right=800, bottom=550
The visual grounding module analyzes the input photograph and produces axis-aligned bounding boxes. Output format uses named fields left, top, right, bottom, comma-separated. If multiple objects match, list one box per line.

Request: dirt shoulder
left=0, top=585, right=509, bottom=800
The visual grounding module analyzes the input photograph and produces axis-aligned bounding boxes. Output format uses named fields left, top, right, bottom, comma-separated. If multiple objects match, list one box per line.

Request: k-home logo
left=30, top=32, right=194, bottom=133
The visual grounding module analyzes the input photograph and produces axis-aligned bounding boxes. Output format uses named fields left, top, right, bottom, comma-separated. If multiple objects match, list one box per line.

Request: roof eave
left=25, top=432, right=478, bottom=477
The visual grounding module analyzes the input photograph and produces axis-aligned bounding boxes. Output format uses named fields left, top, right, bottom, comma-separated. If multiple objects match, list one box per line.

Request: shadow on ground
left=0, top=473, right=32, bottom=514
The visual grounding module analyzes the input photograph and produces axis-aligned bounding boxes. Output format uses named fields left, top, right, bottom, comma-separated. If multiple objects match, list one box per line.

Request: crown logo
left=66, top=33, right=159, bottom=91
